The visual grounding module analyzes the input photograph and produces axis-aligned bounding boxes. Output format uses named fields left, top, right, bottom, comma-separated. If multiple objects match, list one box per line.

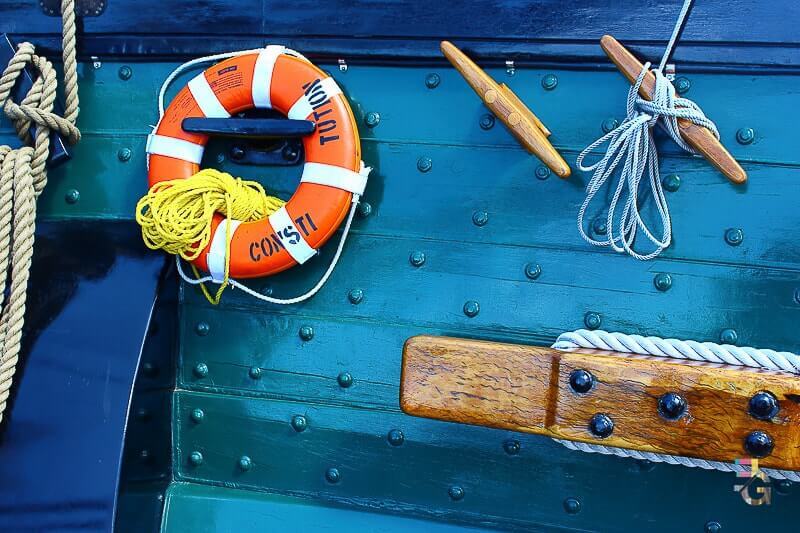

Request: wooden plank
left=400, top=335, right=800, bottom=470
left=2, top=1, right=800, bottom=67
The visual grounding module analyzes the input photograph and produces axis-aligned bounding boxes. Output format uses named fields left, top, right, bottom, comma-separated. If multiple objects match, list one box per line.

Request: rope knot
left=575, top=60, right=719, bottom=260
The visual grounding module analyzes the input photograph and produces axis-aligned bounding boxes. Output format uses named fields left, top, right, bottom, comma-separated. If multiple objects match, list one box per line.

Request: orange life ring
left=146, top=46, right=367, bottom=280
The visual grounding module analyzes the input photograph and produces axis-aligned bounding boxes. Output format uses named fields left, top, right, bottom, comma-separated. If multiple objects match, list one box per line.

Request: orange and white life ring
left=146, top=46, right=368, bottom=280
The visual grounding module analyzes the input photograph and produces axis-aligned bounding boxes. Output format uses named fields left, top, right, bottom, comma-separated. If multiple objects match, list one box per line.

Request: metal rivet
left=356, top=202, right=372, bottom=218
left=584, top=311, right=602, bottom=330
left=744, top=430, right=774, bottom=458
left=542, top=73, right=558, bottom=90
left=291, top=414, right=308, bottom=432
left=409, top=251, right=426, bottom=267
left=195, top=321, right=210, bottom=336
left=215, top=153, right=225, bottom=164
left=479, top=114, right=495, bottom=130
left=591, top=218, right=607, bottom=236
left=425, top=73, right=440, bottom=89
left=749, top=391, right=779, bottom=421
left=569, top=369, right=594, bottom=394
left=503, top=439, right=520, bottom=455
left=524, top=263, right=541, bottom=280
left=117, top=147, right=132, bottom=162
left=364, top=111, right=380, bottom=128
left=658, top=392, right=687, bottom=420
left=674, top=76, right=690, bottom=94
left=776, top=479, right=792, bottom=496
left=139, top=449, right=151, bottom=463
left=249, top=366, right=262, bottom=380
left=653, top=273, right=672, bottom=292
left=64, top=189, right=80, bottom=204
left=193, top=362, right=208, bottom=378
left=563, top=497, right=581, bottom=514
left=448, top=485, right=465, bottom=501
left=535, top=165, right=551, bottom=180
left=135, top=407, right=149, bottom=421
left=282, top=144, right=299, bottom=161
left=704, top=521, right=722, bottom=533
left=589, top=413, right=614, bottom=438
left=662, top=174, right=680, bottom=192
left=736, top=127, right=755, bottom=145
left=417, top=156, right=432, bottom=173
left=719, top=328, right=738, bottom=345
left=348, top=288, right=364, bottom=304
left=142, top=362, right=157, bottom=377
left=189, top=451, right=203, bottom=466
left=230, top=145, right=246, bottom=161
left=118, top=65, right=132, bottom=80
left=602, top=118, right=619, bottom=133
left=237, top=455, right=252, bottom=471
left=387, top=429, right=405, bottom=446
left=325, top=467, right=341, bottom=483
left=472, top=211, right=489, bottom=227
left=299, top=325, right=314, bottom=341
left=724, top=228, right=743, bottom=247
left=190, top=408, right=204, bottom=423
left=463, top=300, right=480, bottom=318
left=337, top=371, right=353, bottom=388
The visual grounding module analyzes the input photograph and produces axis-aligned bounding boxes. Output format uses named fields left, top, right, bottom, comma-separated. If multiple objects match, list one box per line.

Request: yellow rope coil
left=136, top=168, right=285, bottom=304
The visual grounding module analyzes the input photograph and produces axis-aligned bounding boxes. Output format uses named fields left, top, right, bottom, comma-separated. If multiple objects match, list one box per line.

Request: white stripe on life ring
left=252, top=45, right=285, bottom=109
left=146, top=134, right=204, bottom=164
left=188, top=73, right=230, bottom=118
left=207, top=219, right=242, bottom=282
left=268, top=206, right=316, bottom=264
left=300, top=162, right=368, bottom=196
left=287, top=77, right=343, bottom=120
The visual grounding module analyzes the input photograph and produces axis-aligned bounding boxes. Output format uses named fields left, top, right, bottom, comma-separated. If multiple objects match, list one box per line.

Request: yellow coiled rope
left=136, top=168, right=285, bottom=304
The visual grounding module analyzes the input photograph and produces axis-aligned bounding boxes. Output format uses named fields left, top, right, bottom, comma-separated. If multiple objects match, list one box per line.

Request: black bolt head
left=744, top=430, right=774, bottom=458
left=658, top=392, right=687, bottom=420
left=230, top=146, right=245, bottom=160
left=589, top=413, right=614, bottom=438
left=569, top=369, right=594, bottom=394
left=749, top=391, right=779, bottom=421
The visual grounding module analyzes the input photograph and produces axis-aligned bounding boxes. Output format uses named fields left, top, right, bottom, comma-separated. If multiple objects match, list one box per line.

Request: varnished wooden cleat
left=600, top=35, right=747, bottom=184
left=401, top=335, right=800, bottom=469
left=440, top=41, right=571, bottom=178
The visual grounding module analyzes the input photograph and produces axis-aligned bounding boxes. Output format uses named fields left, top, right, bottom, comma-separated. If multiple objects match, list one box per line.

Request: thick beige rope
left=0, top=0, right=80, bottom=423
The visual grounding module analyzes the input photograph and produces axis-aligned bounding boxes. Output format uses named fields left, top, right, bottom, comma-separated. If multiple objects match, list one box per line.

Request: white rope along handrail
left=552, top=329, right=800, bottom=481
left=575, top=0, right=718, bottom=260
left=0, top=0, right=81, bottom=423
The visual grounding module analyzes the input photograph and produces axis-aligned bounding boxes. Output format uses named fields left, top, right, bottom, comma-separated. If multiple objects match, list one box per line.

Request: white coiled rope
left=552, top=329, right=800, bottom=481
left=576, top=0, right=719, bottom=260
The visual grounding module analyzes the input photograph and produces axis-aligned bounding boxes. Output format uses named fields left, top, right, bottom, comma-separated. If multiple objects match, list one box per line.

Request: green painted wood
left=172, top=391, right=798, bottom=532
left=161, top=483, right=499, bottom=533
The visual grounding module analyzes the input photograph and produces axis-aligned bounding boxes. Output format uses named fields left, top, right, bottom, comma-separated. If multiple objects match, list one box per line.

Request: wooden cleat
left=440, top=40, right=571, bottom=178
left=600, top=35, right=747, bottom=184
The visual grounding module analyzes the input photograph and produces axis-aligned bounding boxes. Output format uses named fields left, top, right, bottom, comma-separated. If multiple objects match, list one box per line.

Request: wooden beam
left=400, top=335, right=800, bottom=470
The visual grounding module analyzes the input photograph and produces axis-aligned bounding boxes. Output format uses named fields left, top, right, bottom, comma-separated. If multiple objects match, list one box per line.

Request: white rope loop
left=552, top=328, right=800, bottom=480
left=575, top=0, right=717, bottom=261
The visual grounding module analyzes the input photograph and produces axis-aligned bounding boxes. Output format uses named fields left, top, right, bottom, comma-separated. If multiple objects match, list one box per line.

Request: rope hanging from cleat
left=0, top=0, right=81, bottom=423
left=576, top=0, right=717, bottom=260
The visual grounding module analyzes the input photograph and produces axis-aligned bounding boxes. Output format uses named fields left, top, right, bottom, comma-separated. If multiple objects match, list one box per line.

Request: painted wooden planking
left=2, top=1, right=800, bottom=66
left=173, top=390, right=799, bottom=532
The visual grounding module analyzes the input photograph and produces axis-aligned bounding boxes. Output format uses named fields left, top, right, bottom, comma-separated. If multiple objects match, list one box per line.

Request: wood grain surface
left=600, top=35, right=747, bottom=184
left=401, top=335, right=800, bottom=469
